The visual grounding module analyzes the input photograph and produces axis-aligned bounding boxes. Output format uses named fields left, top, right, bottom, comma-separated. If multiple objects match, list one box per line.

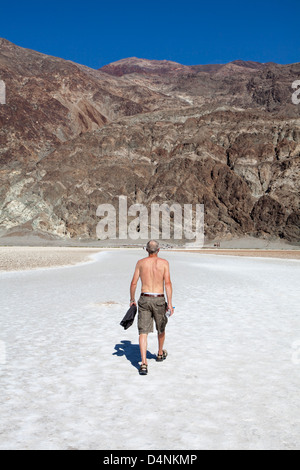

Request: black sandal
left=156, top=350, right=168, bottom=362
left=139, top=363, right=148, bottom=375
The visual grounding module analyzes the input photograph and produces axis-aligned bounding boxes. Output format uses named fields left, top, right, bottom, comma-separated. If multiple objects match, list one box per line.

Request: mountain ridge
left=0, top=38, right=299, bottom=244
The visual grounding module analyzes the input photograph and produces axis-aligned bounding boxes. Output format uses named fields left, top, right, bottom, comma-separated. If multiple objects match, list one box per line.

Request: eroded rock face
left=0, top=38, right=299, bottom=243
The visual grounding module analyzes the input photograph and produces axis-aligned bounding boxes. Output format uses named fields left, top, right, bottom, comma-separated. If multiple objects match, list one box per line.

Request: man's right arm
left=130, top=261, right=140, bottom=306
left=164, top=261, right=174, bottom=315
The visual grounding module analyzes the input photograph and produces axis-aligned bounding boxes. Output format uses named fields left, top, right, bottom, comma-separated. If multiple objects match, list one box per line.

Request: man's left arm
left=130, top=261, right=140, bottom=306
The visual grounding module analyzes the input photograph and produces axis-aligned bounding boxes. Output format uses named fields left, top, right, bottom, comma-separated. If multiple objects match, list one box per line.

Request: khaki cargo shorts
left=138, top=295, right=168, bottom=335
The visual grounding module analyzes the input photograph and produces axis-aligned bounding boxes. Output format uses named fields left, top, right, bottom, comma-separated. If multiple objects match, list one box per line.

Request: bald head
left=146, top=240, right=160, bottom=255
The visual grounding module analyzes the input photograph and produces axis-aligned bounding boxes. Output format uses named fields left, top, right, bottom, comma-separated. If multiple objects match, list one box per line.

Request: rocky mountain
left=0, top=38, right=299, bottom=245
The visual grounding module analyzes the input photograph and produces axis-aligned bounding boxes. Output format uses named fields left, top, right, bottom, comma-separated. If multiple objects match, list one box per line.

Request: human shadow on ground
left=113, top=340, right=157, bottom=370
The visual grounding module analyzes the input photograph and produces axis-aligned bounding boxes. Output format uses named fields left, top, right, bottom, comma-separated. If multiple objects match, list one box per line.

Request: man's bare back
left=138, top=256, right=167, bottom=294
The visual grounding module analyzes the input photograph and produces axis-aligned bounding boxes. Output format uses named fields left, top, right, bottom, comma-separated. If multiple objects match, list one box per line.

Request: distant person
left=130, top=240, right=174, bottom=375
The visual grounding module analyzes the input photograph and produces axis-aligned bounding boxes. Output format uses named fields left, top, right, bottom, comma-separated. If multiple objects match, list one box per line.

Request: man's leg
left=139, top=333, right=148, bottom=364
left=158, top=331, right=165, bottom=356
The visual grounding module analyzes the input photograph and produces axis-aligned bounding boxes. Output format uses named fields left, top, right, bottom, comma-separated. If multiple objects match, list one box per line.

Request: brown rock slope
left=0, top=39, right=299, bottom=243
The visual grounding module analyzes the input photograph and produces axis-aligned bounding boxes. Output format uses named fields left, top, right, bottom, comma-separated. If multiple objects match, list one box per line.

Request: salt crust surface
left=0, top=249, right=299, bottom=450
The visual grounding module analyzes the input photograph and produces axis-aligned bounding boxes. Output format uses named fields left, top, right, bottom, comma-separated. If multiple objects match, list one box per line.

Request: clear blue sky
left=0, top=0, right=299, bottom=69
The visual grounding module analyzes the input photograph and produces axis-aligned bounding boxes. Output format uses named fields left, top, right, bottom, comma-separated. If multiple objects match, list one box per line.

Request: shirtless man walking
left=130, top=240, right=174, bottom=375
